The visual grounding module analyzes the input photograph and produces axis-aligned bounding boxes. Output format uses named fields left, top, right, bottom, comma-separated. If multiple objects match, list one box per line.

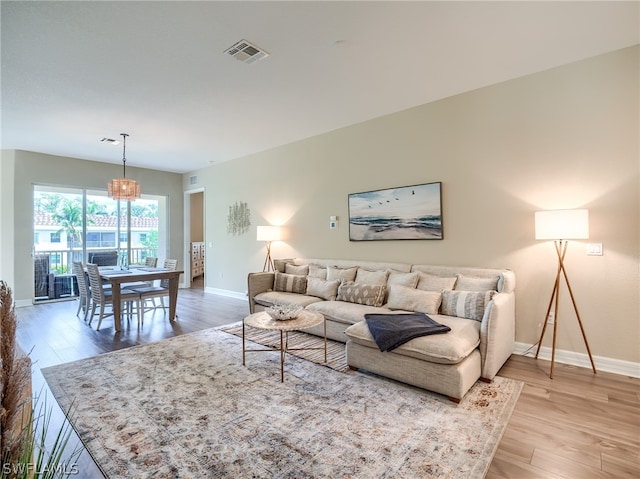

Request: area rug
left=219, top=321, right=349, bottom=372
left=42, top=328, right=523, bottom=479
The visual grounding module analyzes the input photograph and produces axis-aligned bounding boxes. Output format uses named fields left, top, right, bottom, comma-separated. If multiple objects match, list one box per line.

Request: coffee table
left=243, top=310, right=326, bottom=382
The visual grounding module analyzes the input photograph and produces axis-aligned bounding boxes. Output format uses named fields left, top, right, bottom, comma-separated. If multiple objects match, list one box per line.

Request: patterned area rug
left=219, top=321, right=349, bottom=372
left=42, top=328, right=523, bottom=479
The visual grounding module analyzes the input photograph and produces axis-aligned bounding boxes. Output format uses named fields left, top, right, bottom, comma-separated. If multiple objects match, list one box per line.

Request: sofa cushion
left=285, top=263, right=309, bottom=276
left=387, top=271, right=420, bottom=288
left=274, top=271, right=307, bottom=294
left=254, top=291, right=323, bottom=309
left=307, top=301, right=392, bottom=326
left=417, top=273, right=457, bottom=292
left=441, top=290, right=496, bottom=321
left=386, top=285, right=442, bottom=314
left=306, top=277, right=340, bottom=300
left=308, top=264, right=327, bottom=279
left=336, top=281, right=386, bottom=307
left=354, top=269, right=389, bottom=286
left=326, top=266, right=358, bottom=282
left=344, top=315, right=481, bottom=365
left=455, top=274, right=500, bottom=292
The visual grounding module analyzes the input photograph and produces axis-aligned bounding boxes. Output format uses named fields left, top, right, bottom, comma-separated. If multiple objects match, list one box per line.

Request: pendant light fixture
left=108, top=133, right=141, bottom=201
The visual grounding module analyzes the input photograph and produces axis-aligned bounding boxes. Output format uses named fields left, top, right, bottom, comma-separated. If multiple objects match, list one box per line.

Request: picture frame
left=348, top=182, right=442, bottom=241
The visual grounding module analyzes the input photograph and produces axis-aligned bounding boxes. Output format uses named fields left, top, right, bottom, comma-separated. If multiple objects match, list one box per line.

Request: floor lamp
left=534, top=209, right=597, bottom=379
left=256, top=225, right=281, bottom=272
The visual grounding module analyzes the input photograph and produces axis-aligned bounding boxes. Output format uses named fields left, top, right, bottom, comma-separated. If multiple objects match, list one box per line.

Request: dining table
left=99, top=266, right=184, bottom=332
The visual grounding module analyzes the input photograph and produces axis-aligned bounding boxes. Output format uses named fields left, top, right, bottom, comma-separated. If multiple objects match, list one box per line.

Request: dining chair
left=128, top=259, right=178, bottom=324
left=86, top=263, right=141, bottom=330
left=144, top=257, right=158, bottom=267
left=72, top=261, right=91, bottom=321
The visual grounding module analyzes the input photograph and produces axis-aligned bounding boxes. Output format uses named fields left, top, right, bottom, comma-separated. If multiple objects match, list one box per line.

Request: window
left=34, top=185, right=167, bottom=302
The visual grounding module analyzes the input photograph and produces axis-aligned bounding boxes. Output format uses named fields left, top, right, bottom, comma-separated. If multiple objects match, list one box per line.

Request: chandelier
left=108, top=133, right=141, bottom=201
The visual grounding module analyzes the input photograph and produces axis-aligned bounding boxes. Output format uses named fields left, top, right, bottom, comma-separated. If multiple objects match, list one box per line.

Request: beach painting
left=348, top=182, right=442, bottom=241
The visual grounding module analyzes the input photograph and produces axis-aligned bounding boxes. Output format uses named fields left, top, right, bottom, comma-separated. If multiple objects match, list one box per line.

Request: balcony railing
left=35, top=247, right=158, bottom=275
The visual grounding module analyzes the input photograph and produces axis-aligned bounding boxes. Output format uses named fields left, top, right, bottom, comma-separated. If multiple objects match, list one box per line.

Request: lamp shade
left=256, top=225, right=281, bottom=242
left=535, top=209, right=589, bottom=240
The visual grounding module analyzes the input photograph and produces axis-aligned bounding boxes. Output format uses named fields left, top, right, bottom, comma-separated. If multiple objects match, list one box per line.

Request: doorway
left=185, top=189, right=205, bottom=290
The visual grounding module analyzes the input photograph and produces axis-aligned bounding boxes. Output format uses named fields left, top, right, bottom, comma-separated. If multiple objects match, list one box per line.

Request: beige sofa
left=247, top=258, right=515, bottom=401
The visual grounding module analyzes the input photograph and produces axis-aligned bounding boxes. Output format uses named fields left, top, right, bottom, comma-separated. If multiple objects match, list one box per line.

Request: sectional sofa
left=247, top=258, right=516, bottom=400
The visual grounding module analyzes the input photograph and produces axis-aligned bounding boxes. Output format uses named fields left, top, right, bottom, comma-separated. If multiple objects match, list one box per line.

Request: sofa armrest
left=247, top=272, right=275, bottom=314
left=479, top=291, right=515, bottom=379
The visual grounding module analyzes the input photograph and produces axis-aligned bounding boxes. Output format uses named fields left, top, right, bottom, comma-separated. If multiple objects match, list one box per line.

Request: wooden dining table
left=99, top=267, right=184, bottom=332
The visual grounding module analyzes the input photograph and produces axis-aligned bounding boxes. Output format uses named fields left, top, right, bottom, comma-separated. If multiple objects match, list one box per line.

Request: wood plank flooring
left=14, top=283, right=640, bottom=478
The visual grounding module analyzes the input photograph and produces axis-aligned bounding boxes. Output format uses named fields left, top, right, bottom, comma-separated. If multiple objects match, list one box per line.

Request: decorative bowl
left=265, top=304, right=303, bottom=321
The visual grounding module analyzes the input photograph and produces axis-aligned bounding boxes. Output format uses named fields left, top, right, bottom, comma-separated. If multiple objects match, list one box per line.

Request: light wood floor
left=15, top=283, right=640, bottom=478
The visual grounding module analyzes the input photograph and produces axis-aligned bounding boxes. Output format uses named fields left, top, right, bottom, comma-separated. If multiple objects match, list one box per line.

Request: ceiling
left=2, top=1, right=638, bottom=174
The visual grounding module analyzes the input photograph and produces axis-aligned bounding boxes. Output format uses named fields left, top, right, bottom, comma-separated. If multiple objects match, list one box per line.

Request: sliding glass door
left=33, top=185, right=167, bottom=303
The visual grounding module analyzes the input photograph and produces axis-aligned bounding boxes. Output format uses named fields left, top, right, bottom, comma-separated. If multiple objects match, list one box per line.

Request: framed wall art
left=348, top=182, right=442, bottom=241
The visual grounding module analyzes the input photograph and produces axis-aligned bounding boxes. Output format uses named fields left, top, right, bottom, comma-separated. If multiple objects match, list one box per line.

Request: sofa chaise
left=247, top=258, right=516, bottom=401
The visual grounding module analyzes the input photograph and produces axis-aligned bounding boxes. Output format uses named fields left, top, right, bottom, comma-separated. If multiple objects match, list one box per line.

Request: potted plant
left=0, top=281, right=84, bottom=478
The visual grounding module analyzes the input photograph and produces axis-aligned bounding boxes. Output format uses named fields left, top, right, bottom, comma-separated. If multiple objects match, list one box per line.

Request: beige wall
left=187, top=46, right=639, bottom=364
left=0, top=150, right=185, bottom=303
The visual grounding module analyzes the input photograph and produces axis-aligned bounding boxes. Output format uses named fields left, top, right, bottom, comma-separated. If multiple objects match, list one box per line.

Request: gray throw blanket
left=364, top=312, right=451, bottom=352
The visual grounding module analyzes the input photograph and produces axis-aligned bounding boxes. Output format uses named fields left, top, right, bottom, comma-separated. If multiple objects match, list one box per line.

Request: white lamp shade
left=256, top=225, right=281, bottom=242
left=535, top=209, right=589, bottom=240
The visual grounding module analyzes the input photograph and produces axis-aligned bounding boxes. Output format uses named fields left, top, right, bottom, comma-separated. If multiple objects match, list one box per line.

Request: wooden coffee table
left=242, top=310, right=326, bottom=382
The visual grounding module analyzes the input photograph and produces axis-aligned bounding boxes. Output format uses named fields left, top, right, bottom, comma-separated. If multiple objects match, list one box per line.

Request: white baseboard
left=205, top=287, right=248, bottom=302
left=15, top=299, right=33, bottom=308
left=515, top=342, right=640, bottom=378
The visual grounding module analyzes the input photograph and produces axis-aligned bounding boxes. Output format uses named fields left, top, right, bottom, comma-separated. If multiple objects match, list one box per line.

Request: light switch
left=587, top=243, right=603, bottom=256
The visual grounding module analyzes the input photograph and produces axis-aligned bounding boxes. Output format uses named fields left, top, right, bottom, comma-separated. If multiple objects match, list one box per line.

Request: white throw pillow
left=416, top=273, right=457, bottom=292
left=326, top=266, right=358, bottom=282
left=454, top=274, right=500, bottom=292
left=354, top=269, right=389, bottom=286
left=306, top=277, right=340, bottom=301
left=386, top=285, right=442, bottom=315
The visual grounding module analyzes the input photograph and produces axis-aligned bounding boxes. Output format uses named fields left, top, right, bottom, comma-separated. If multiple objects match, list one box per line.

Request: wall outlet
left=547, top=312, right=555, bottom=325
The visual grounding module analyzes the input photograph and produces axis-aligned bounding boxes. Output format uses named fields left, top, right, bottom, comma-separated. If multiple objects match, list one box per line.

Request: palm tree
left=52, top=199, right=83, bottom=269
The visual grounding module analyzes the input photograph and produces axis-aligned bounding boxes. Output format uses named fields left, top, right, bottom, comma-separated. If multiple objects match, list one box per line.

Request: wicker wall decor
left=227, top=201, right=251, bottom=235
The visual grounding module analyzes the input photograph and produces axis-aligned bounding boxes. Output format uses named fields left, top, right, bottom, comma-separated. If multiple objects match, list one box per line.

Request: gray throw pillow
left=441, top=290, right=496, bottom=321
left=274, top=271, right=307, bottom=294
left=336, top=281, right=386, bottom=307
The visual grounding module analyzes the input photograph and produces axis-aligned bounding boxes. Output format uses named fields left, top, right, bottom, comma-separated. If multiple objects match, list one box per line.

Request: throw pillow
left=455, top=274, right=500, bottom=292
left=386, top=285, right=442, bottom=315
left=387, top=271, right=420, bottom=289
left=416, top=273, right=457, bottom=292
left=326, top=266, right=358, bottom=282
left=308, top=264, right=327, bottom=279
left=274, top=271, right=307, bottom=294
left=354, top=269, right=389, bottom=286
left=285, top=263, right=309, bottom=276
left=336, top=281, right=386, bottom=307
left=306, top=277, right=340, bottom=301
left=440, top=290, right=496, bottom=321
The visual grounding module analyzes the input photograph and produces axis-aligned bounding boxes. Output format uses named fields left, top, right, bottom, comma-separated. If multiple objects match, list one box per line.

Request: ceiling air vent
left=224, top=39, right=269, bottom=64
